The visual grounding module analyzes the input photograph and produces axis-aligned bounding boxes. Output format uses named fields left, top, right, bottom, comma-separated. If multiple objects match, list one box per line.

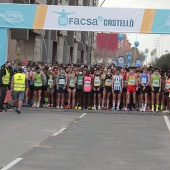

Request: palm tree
left=145, top=48, right=149, bottom=54
left=151, top=49, right=156, bottom=57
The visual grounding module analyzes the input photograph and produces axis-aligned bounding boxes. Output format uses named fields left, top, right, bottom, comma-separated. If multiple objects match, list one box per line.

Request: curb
left=21, top=108, right=170, bottom=116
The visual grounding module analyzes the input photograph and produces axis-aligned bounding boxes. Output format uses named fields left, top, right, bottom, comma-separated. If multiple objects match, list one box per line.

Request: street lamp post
left=134, top=41, right=139, bottom=65
left=154, top=37, right=160, bottom=59
left=100, top=0, right=106, bottom=7
left=160, top=35, right=167, bottom=56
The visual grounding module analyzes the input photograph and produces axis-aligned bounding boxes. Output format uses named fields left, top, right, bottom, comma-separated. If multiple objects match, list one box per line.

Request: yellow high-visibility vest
left=2, top=68, right=10, bottom=85
left=14, top=73, right=26, bottom=91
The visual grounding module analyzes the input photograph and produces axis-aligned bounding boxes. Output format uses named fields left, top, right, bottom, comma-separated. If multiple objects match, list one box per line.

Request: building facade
left=1, top=0, right=98, bottom=65
left=96, top=33, right=132, bottom=64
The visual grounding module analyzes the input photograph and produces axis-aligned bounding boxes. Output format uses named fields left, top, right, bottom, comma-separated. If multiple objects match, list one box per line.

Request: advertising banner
left=0, top=4, right=170, bottom=33
left=135, top=59, right=143, bottom=67
left=0, top=28, right=8, bottom=67
left=112, top=60, right=118, bottom=66
left=118, top=56, right=125, bottom=68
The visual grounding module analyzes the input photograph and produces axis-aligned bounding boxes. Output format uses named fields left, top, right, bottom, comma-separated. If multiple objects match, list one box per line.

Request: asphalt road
left=0, top=109, right=170, bottom=170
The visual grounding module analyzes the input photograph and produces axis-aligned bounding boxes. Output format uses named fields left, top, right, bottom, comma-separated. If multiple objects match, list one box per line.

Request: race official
left=0, top=61, right=11, bottom=112
left=11, top=67, right=27, bottom=114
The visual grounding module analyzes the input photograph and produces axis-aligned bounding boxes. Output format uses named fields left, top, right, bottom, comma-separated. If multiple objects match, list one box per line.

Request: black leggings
left=0, top=86, right=7, bottom=109
left=83, top=92, right=91, bottom=106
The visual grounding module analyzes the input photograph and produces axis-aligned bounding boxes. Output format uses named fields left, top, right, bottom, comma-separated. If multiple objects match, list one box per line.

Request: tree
left=152, top=53, right=170, bottom=69
left=145, top=48, right=149, bottom=54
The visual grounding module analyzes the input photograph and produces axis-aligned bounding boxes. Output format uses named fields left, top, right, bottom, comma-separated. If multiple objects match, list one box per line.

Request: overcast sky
left=98, top=0, right=170, bottom=62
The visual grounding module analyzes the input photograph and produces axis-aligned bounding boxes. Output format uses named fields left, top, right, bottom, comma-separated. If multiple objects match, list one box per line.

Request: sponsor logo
left=54, top=9, right=134, bottom=27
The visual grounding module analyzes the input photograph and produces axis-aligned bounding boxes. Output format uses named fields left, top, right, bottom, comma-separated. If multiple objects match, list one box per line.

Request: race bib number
left=59, top=79, right=65, bottom=85
left=94, top=77, right=100, bottom=86
left=106, top=79, right=112, bottom=85
left=129, top=79, right=135, bottom=85
left=69, top=79, right=75, bottom=86
left=48, top=79, right=53, bottom=85
left=94, top=80, right=100, bottom=86
left=115, top=81, right=120, bottom=86
left=141, top=78, right=147, bottom=84
left=35, top=80, right=41, bottom=85
left=29, top=80, right=34, bottom=85
left=153, top=80, right=159, bottom=87
left=85, top=81, right=90, bottom=86
left=165, top=83, right=170, bottom=89
left=124, top=81, right=128, bottom=86
left=78, top=79, right=83, bottom=85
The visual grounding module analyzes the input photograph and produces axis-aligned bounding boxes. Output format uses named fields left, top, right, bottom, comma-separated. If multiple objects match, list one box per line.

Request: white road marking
left=32, top=145, right=52, bottom=148
left=1, top=158, right=23, bottom=170
left=2, top=113, right=87, bottom=169
left=163, top=116, right=170, bottom=132
left=78, top=113, right=87, bottom=119
left=52, top=127, right=67, bottom=137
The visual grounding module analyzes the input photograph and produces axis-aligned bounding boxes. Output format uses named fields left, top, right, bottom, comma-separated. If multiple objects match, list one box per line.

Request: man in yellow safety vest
left=11, top=67, right=27, bottom=114
left=0, top=61, right=11, bottom=112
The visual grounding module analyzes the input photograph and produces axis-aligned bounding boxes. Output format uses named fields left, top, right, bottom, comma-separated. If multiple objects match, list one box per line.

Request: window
left=58, top=0, right=62, bottom=4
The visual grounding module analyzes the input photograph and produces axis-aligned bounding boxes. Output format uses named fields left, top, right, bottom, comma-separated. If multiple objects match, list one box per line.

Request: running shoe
left=36, top=103, right=40, bottom=108
left=136, top=107, right=139, bottom=111
left=98, top=105, right=101, bottom=110
left=142, top=108, right=146, bottom=112
left=56, top=105, right=60, bottom=109
left=146, top=107, right=151, bottom=112
left=124, top=107, right=127, bottom=111
left=162, top=110, right=169, bottom=113
left=93, top=106, right=96, bottom=110
left=88, top=106, right=91, bottom=110
left=116, top=107, right=120, bottom=111
left=25, top=104, right=29, bottom=108
left=124, top=107, right=130, bottom=112
left=106, top=107, right=110, bottom=111
left=121, top=107, right=125, bottom=111
left=101, top=107, right=105, bottom=110
left=131, top=107, right=135, bottom=111
left=32, top=103, right=37, bottom=108
left=111, top=107, right=115, bottom=111
left=65, top=105, right=70, bottom=109
left=78, top=106, right=82, bottom=110
left=32, top=103, right=36, bottom=108
left=17, top=110, right=21, bottom=114
left=61, top=105, right=64, bottom=109
left=51, top=106, right=54, bottom=109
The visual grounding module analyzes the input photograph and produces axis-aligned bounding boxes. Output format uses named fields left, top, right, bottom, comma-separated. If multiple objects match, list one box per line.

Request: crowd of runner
left=11, top=63, right=170, bottom=113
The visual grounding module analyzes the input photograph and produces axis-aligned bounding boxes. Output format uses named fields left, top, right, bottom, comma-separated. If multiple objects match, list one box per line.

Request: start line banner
left=0, top=4, right=170, bottom=33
